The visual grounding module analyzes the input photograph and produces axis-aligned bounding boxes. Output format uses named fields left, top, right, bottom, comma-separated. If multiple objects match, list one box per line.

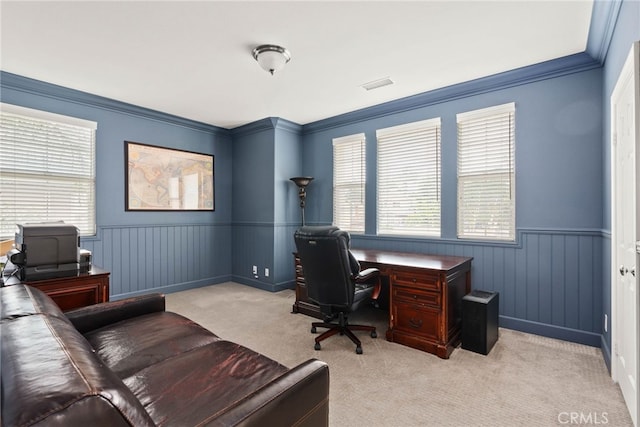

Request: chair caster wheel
left=311, top=326, right=316, bottom=333
left=356, top=346, right=363, bottom=355
left=371, top=331, right=378, bottom=338
left=314, top=342, right=321, bottom=351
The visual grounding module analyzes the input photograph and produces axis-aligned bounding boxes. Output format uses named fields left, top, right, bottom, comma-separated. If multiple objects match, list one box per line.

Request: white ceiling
left=0, top=1, right=593, bottom=129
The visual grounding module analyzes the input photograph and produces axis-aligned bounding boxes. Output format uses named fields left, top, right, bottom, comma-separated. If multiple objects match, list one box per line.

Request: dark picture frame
left=125, top=141, right=214, bottom=211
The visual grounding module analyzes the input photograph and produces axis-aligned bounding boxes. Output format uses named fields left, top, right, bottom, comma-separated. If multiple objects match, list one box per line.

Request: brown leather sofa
left=0, top=284, right=330, bottom=426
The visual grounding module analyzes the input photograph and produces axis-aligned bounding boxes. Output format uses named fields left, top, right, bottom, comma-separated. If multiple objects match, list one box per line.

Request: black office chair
left=294, top=226, right=380, bottom=354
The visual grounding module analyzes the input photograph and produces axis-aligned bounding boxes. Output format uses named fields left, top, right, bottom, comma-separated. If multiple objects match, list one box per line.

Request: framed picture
left=125, top=141, right=214, bottom=211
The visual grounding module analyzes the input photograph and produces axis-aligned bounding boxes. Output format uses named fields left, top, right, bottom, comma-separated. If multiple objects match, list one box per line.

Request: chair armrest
left=355, top=267, right=379, bottom=282
left=65, top=293, right=166, bottom=334
left=207, top=359, right=329, bottom=427
left=354, top=268, right=381, bottom=300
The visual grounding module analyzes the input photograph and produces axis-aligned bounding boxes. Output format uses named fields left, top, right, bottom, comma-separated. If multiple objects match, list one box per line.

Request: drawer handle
left=409, top=318, right=423, bottom=329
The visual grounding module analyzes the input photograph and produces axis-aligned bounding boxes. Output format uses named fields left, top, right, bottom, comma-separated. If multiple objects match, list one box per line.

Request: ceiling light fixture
left=252, top=44, right=291, bottom=75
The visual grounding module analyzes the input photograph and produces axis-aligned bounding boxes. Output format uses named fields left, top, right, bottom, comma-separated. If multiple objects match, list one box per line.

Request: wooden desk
left=293, top=249, right=472, bottom=359
left=3, top=267, right=110, bottom=311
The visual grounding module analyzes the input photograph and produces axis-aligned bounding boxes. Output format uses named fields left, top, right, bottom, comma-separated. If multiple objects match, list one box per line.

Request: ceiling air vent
left=361, top=77, right=394, bottom=91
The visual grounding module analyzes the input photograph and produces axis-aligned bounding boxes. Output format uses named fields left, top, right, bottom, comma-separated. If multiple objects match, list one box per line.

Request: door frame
left=611, top=40, right=640, bottom=426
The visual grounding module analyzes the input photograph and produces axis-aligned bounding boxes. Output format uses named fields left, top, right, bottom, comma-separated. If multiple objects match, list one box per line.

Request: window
left=376, top=118, right=441, bottom=237
left=0, top=103, right=97, bottom=239
left=457, top=102, right=515, bottom=241
left=333, top=133, right=365, bottom=233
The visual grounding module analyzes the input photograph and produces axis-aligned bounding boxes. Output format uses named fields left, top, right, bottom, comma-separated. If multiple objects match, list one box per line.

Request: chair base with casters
left=311, top=311, right=377, bottom=355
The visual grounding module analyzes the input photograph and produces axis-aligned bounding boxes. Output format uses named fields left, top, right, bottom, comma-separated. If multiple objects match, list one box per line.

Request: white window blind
left=457, top=102, right=515, bottom=241
left=0, top=103, right=97, bottom=239
left=333, top=133, right=365, bottom=233
left=376, top=118, right=441, bottom=237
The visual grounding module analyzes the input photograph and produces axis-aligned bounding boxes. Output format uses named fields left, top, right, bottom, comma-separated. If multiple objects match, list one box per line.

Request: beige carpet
left=166, top=282, right=632, bottom=427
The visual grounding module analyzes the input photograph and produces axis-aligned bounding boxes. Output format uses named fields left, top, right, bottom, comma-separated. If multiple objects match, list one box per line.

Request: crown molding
left=230, top=116, right=302, bottom=138
left=586, top=0, right=623, bottom=64
left=272, top=117, right=303, bottom=135
left=230, top=117, right=278, bottom=137
left=302, top=52, right=601, bottom=134
left=0, top=71, right=229, bottom=135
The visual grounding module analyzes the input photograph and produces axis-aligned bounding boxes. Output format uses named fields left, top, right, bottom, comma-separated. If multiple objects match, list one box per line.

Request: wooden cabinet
left=4, top=267, right=110, bottom=311
left=386, top=262, right=471, bottom=359
left=293, top=249, right=472, bottom=359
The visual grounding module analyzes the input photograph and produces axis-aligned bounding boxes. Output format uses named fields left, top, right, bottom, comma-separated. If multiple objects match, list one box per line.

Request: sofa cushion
left=1, top=313, right=154, bottom=427
left=85, top=311, right=220, bottom=378
left=123, top=340, right=289, bottom=426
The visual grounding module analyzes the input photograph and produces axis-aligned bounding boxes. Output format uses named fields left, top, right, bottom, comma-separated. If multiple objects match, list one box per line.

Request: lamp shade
left=290, top=176, right=313, bottom=188
left=290, top=177, right=313, bottom=226
left=252, top=45, right=291, bottom=75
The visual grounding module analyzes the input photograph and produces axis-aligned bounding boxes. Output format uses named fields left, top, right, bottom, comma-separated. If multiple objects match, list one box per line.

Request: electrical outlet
left=265, top=268, right=269, bottom=277
left=252, top=265, right=258, bottom=276
left=604, top=314, right=608, bottom=333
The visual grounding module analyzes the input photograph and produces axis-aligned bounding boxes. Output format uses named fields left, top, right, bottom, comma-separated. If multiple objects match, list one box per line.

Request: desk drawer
left=393, top=271, right=440, bottom=291
left=393, top=286, right=440, bottom=308
left=392, top=302, right=440, bottom=340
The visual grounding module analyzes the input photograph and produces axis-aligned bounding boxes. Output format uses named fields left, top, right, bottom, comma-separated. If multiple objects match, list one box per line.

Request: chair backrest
left=294, top=226, right=361, bottom=312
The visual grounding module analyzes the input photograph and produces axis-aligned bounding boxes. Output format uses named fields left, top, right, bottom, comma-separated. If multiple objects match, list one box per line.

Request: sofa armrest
left=207, top=359, right=330, bottom=427
left=65, top=293, right=166, bottom=334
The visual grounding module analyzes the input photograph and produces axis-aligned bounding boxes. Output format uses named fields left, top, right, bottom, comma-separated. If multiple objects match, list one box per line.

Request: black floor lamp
left=290, top=176, right=313, bottom=226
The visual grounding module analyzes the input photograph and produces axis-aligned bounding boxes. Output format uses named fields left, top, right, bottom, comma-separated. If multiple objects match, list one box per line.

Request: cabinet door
left=47, top=284, right=103, bottom=311
left=27, top=274, right=109, bottom=311
left=392, top=300, right=441, bottom=340
left=294, top=255, right=309, bottom=301
left=292, top=254, right=322, bottom=318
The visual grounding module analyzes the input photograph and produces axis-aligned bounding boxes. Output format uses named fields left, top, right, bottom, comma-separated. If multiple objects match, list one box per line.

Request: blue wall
left=298, top=59, right=604, bottom=347
left=1, top=73, right=234, bottom=296
left=229, top=118, right=303, bottom=291
left=230, top=118, right=276, bottom=291
left=301, top=65, right=604, bottom=233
